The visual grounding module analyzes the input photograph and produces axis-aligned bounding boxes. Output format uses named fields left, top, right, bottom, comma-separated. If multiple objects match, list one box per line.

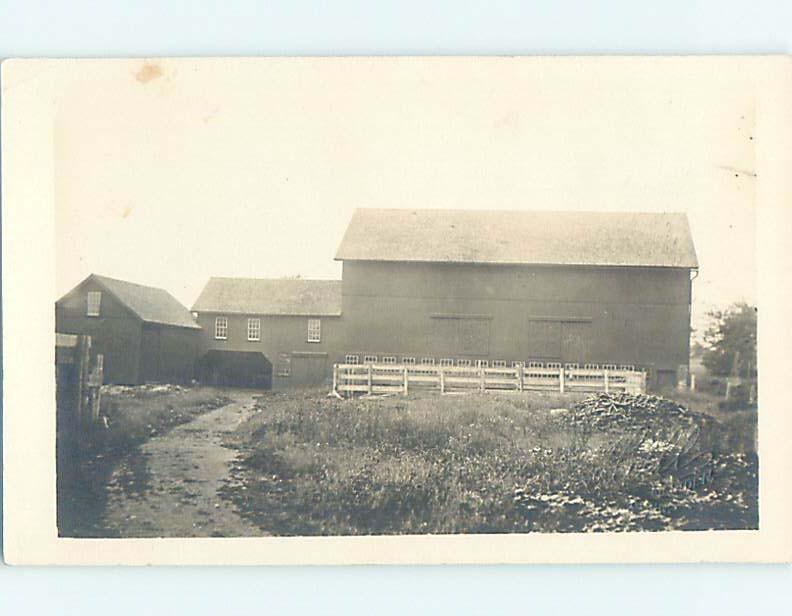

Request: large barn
left=191, top=209, right=698, bottom=391
left=56, top=274, right=201, bottom=384
left=334, top=209, right=698, bottom=390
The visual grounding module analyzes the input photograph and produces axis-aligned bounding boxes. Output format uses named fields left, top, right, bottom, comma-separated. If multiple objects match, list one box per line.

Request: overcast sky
left=55, top=58, right=756, bottom=336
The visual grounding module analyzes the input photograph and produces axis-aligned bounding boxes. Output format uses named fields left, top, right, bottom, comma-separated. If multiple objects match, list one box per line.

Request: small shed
left=56, top=274, right=201, bottom=385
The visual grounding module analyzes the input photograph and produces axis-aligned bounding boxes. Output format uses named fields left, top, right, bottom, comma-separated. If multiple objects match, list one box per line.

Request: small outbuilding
left=56, top=274, right=201, bottom=385
left=191, top=277, right=343, bottom=388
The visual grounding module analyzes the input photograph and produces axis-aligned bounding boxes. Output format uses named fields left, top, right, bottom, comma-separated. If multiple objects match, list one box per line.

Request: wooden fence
left=56, top=333, right=104, bottom=429
left=332, top=362, right=646, bottom=397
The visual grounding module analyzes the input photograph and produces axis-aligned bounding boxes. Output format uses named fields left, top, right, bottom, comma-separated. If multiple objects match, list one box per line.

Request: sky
left=54, top=58, right=757, bottom=337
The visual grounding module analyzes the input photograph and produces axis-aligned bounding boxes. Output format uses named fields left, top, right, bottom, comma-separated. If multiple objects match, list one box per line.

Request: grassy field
left=57, top=385, right=231, bottom=536
left=221, top=388, right=758, bottom=535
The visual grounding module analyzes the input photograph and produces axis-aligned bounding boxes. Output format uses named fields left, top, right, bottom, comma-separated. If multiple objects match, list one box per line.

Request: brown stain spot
left=136, top=64, right=163, bottom=84
left=202, top=106, right=220, bottom=124
left=122, top=205, right=133, bottom=219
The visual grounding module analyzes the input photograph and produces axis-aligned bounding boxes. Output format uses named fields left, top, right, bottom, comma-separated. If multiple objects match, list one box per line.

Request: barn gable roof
left=335, top=209, right=699, bottom=268
left=192, top=278, right=342, bottom=316
left=64, top=274, right=201, bottom=329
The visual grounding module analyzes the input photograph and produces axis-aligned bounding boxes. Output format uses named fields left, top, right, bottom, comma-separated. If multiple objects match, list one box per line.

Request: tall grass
left=224, top=390, right=758, bottom=535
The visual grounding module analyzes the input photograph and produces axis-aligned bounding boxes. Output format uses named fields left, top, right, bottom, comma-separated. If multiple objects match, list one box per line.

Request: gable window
left=402, top=357, right=416, bottom=365
left=382, top=356, right=397, bottom=364
left=363, top=355, right=377, bottom=364
left=345, top=354, right=360, bottom=365
left=247, top=318, right=261, bottom=341
left=215, top=316, right=228, bottom=340
left=421, top=358, right=435, bottom=366
left=307, top=318, right=321, bottom=343
left=86, top=291, right=102, bottom=317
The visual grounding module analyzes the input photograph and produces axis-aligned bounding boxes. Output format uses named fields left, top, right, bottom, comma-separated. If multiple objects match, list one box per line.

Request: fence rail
left=332, top=362, right=646, bottom=397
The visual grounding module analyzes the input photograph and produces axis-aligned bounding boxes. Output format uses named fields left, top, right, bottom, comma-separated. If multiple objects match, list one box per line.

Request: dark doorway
left=196, top=350, right=273, bottom=388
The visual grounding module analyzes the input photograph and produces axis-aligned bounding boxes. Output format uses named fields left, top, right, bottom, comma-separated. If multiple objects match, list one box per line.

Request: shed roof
left=192, top=278, right=342, bottom=316
left=65, top=274, right=201, bottom=329
left=335, top=209, right=698, bottom=268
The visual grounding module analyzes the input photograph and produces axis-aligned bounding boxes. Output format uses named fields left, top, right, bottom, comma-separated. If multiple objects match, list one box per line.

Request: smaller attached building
left=56, top=274, right=201, bottom=385
left=192, top=278, right=343, bottom=388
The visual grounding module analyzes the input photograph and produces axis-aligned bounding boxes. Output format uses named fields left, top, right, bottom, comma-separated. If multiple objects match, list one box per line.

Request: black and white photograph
left=2, top=55, right=790, bottom=565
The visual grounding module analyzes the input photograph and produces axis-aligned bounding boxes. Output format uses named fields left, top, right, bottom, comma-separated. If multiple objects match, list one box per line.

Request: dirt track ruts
left=102, top=390, right=263, bottom=537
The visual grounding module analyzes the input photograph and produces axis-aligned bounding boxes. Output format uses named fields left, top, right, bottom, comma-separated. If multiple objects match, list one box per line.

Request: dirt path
left=102, top=390, right=263, bottom=537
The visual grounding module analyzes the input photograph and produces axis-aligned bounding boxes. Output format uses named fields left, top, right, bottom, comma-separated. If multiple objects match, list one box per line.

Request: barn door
left=292, top=355, right=327, bottom=386
left=561, top=322, right=591, bottom=363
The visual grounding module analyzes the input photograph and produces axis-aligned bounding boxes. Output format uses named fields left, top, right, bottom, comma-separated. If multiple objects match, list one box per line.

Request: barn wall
left=139, top=323, right=200, bottom=384
left=194, top=313, right=344, bottom=388
left=55, top=279, right=143, bottom=384
left=341, top=261, right=692, bottom=384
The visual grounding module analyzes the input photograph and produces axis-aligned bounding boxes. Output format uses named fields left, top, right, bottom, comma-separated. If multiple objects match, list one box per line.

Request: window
left=510, top=361, right=522, bottom=368
left=477, top=360, right=489, bottom=368
left=277, top=353, right=291, bottom=377
left=307, top=318, right=321, bottom=343
left=345, top=354, right=359, bottom=365
left=86, top=291, right=102, bottom=316
left=247, top=318, right=261, bottom=341
left=547, top=362, right=562, bottom=370
left=602, top=364, right=618, bottom=371
left=528, top=361, right=544, bottom=369
left=363, top=355, right=377, bottom=364
left=493, top=360, right=507, bottom=368
left=565, top=363, right=579, bottom=370
left=215, top=316, right=228, bottom=340
left=440, top=358, right=454, bottom=367
left=402, top=357, right=416, bottom=365
left=619, top=365, right=635, bottom=371
left=457, top=359, right=471, bottom=367
left=584, top=363, right=600, bottom=370
left=382, top=356, right=397, bottom=364
left=421, top=358, right=435, bottom=366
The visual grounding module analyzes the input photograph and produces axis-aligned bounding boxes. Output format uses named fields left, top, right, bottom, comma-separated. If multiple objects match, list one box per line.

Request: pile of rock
left=569, top=392, right=706, bottom=431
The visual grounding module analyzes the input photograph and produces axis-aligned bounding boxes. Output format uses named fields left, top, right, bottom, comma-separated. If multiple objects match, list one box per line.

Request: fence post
left=367, top=363, right=373, bottom=395
left=88, top=354, right=104, bottom=423
left=517, top=363, right=524, bottom=392
left=604, top=369, right=610, bottom=393
left=403, top=366, right=409, bottom=395
left=559, top=366, right=565, bottom=393
left=479, top=366, right=485, bottom=392
left=332, top=364, right=338, bottom=395
left=76, top=335, right=91, bottom=426
left=440, top=368, right=445, bottom=394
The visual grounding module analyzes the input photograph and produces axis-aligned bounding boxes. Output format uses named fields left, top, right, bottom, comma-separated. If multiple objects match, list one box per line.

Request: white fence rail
left=332, top=362, right=646, bottom=397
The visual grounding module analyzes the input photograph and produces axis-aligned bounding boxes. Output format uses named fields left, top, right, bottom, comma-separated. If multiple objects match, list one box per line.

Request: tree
left=701, top=302, right=757, bottom=378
